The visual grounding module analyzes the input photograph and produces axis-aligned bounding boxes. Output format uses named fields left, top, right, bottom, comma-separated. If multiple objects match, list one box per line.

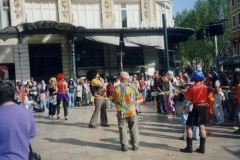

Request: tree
left=174, top=0, right=230, bottom=72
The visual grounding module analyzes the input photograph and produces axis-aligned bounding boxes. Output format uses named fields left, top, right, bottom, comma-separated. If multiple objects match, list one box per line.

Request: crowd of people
left=1, top=65, right=240, bottom=159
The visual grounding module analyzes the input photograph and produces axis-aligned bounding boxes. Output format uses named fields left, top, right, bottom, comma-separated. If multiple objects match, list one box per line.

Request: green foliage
left=174, top=0, right=231, bottom=72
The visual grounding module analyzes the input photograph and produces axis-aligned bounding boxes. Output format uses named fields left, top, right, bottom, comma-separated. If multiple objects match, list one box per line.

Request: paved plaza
left=31, top=101, right=240, bottom=160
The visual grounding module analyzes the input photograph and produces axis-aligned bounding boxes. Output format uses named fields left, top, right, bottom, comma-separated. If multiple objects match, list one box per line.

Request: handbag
left=188, top=86, right=203, bottom=112
left=29, top=144, right=41, bottom=160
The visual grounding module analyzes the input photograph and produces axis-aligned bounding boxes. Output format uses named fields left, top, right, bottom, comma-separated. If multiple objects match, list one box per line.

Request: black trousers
left=57, top=100, right=68, bottom=117
left=48, top=103, right=57, bottom=116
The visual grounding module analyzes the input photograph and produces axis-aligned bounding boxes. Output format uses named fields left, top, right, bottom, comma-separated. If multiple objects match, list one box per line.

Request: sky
left=172, top=0, right=198, bottom=17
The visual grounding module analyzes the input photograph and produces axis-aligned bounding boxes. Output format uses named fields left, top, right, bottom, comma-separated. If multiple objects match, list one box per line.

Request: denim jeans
left=40, top=99, right=47, bottom=110
left=68, top=93, right=75, bottom=107
left=181, top=112, right=199, bottom=139
left=236, top=106, right=240, bottom=128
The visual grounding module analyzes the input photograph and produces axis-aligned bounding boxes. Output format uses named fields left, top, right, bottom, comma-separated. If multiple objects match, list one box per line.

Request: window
left=0, top=0, right=10, bottom=29
left=232, top=0, right=235, bottom=6
left=25, top=0, right=58, bottom=22
left=114, top=3, right=140, bottom=28
left=117, top=46, right=144, bottom=66
left=75, top=40, right=105, bottom=67
left=233, top=15, right=236, bottom=27
left=72, top=2, right=101, bottom=28
left=238, top=0, right=240, bottom=4
left=156, top=2, right=173, bottom=27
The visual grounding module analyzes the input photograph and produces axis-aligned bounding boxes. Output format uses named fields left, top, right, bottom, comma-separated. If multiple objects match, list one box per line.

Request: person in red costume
left=56, top=73, right=69, bottom=120
left=179, top=69, right=208, bottom=154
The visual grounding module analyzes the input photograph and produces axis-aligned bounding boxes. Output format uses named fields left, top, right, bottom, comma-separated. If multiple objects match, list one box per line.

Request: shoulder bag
left=29, top=144, right=41, bottom=160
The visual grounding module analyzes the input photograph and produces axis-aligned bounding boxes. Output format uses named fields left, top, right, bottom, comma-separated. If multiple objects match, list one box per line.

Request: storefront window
left=0, top=0, right=10, bottom=29
left=72, top=2, right=101, bottom=28
left=233, top=15, right=236, bottom=28
left=114, top=3, right=140, bottom=28
left=117, top=46, right=143, bottom=66
left=25, top=0, right=58, bottom=22
left=75, top=40, right=105, bottom=67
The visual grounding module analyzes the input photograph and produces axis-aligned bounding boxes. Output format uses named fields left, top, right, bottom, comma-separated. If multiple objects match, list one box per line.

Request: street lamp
left=196, top=18, right=229, bottom=72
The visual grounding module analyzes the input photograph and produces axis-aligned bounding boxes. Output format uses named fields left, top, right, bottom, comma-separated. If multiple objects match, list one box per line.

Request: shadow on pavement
left=43, top=138, right=120, bottom=151
left=100, top=138, right=179, bottom=152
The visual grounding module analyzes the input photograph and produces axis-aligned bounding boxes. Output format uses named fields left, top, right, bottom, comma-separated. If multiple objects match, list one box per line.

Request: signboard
left=148, top=68, right=155, bottom=76
left=0, top=65, right=9, bottom=80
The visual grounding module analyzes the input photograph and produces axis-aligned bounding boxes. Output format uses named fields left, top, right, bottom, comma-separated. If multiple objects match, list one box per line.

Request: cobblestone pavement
left=31, top=101, right=240, bottom=160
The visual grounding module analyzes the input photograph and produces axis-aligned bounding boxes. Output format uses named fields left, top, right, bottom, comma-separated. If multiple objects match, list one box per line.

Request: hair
left=86, top=69, right=98, bottom=95
left=185, top=65, right=195, bottom=76
left=0, top=80, right=16, bottom=105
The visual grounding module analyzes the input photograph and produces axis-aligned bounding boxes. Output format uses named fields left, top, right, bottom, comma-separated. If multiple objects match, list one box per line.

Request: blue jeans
left=236, top=106, right=240, bottom=128
left=40, top=99, right=47, bottom=110
left=68, top=93, right=75, bottom=107
left=181, top=113, right=199, bottom=139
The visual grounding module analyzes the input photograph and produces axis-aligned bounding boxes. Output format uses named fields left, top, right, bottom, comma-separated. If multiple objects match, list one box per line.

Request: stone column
left=141, top=0, right=156, bottom=27
left=9, top=0, right=25, bottom=25
left=58, top=0, right=72, bottom=23
left=101, top=0, right=115, bottom=28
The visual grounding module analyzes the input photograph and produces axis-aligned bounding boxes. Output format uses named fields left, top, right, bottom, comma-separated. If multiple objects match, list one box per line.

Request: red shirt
left=185, top=82, right=208, bottom=104
left=57, top=80, right=68, bottom=92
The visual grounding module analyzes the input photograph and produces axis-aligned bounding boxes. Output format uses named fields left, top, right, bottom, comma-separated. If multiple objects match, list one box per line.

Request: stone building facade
left=0, top=0, right=191, bottom=82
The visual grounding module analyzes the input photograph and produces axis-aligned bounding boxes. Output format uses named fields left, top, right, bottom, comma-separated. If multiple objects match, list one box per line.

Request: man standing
left=180, top=70, right=208, bottom=153
left=109, top=71, right=141, bottom=151
left=153, top=71, right=166, bottom=113
left=87, top=69, right=109, bottom=128
left=0, top=80, right=36, bottom=159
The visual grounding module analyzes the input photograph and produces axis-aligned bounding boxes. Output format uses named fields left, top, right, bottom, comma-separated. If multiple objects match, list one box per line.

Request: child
left=213, top=80, right=225, bottom=125
left=179, top=73, right=199, bottom=140
left=39, top=89, right=47, bottom=110
left=23, top=96, right=39, bottom=112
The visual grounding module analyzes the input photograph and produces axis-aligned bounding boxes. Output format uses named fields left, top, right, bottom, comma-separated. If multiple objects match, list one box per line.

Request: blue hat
left=190, top=70, right=205, bottom=82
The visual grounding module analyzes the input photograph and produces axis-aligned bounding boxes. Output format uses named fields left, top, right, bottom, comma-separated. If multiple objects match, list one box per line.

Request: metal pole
left=120, top=52, right=123, bottom=71
left=214, top=36, right=218, bottom=72
left=18, top=36, right=23, bottom=83
left=162, top=13, right=169, bottom=72
left=70, top=37, right=76, bottom=79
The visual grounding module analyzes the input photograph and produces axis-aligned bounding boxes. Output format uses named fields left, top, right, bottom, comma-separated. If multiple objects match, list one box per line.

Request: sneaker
left=48, top=115, right=51, bottom=118
left=65, top=116, right=68, bottom=120
left=57, top=115, right=60, bottom=119
left=233, top=126, right=239, bottom=130
left=132, top=146, right=139, bottom=151
left=216, top=120, right=224, bottom=125
left=52, top=115, right=56, bottom=119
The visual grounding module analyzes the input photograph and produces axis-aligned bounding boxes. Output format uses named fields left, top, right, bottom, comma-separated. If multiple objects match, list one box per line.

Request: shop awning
left=0, top=21, right=195, bottom=46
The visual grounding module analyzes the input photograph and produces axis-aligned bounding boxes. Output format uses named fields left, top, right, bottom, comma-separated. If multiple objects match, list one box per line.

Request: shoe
left=132, top=146, right=139, bottom=151
left=216, top=120, right=224, bottom=125
left=121, top=147, right=128, bottom=152
left=229, top=117, right=235, bottom=121
left=65, top=116, right=68, bottom=120
left=180, top=138, right=193, bottom=153
left=101, top=124, right=110, bottom=127
left=180, top=135, right=186, bottom=140
left=48, top=115, right=51, bottom=118
left=168, top=115, right=173, bottom=118
left=195, top=137, right=206, bottom=153
left=52, top=115, right=56, bottom=118
left=233, top=126, right=239, bottom=130
left=89, top=124, right=97, bottom=128
left=57, top=115, right=60, bottom=119
left=233, top=129, right=240, bottom=134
